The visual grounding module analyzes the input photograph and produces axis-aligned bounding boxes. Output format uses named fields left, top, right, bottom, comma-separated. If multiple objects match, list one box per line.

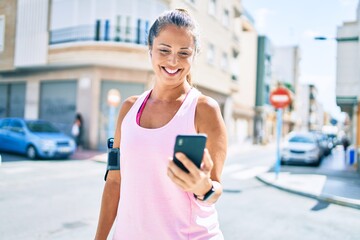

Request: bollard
left=357, top=148, right=360, bottom=173
left=347, top=145, right=357, bottom=166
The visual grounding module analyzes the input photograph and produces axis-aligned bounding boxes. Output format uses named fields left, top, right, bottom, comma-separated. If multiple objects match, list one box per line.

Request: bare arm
left=195, top=95, right=227, bottom=203
left=167, top=95, right=227, bottom=204
left=94, top=96, right=137, bottom=240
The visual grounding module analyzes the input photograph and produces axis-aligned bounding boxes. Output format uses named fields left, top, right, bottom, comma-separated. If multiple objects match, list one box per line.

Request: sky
left=242, top=0, right=359, bottom=121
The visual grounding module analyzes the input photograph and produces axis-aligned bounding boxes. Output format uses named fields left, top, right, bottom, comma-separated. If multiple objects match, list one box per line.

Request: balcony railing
left=50, top=20, right=149, bottom=46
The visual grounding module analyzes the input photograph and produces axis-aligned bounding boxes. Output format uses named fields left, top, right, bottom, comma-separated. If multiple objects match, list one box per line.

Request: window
left=9, top=120, right=24, bottom=133
left=40, top=81, right=77, bottom=135
left=222, top=9, right=229, bottom=27
left=207, top=43, right=215, bottom=65
left=221, top=52, right=228, bottom=71
left=0, top=15, right=5, bottom=52
left=208, top=0, right=216, bottom=16
left=0, top=83, right=26, bottom=118
left=0, top=119, right=11, bottom=130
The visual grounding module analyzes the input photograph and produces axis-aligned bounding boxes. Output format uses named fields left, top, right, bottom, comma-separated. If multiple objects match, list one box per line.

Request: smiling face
left=150, top=24, right=195, bottom=87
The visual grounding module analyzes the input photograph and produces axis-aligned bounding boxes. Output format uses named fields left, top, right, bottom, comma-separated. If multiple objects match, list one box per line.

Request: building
left=336, top=1, right=360, bottom=149
left=228, top=8, right=258, bottom=144
left=272, top=45, right=301, bottom=134
left=0, top=0, right=257, bottom=150
left=272, top=46, right=300, bottom=90
left=253, top=36, right=274, bottom=144
left=292, top=84, right=324, bottom=132
left=308, top=84, right=324, bottom=131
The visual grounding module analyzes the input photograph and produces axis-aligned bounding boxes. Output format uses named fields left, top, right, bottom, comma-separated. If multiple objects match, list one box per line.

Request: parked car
left=281, top=131, right=323, bottom=166
left=311, top=131, right=332, bottom=157
left=0, top=118, right=76, bottom=159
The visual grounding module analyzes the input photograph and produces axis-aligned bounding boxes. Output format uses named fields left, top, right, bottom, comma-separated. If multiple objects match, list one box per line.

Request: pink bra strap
left=136, top=90, right=152, bottom=125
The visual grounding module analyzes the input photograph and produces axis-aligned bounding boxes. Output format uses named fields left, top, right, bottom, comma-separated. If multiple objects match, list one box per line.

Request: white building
left=0, top=0, right=258, bottom=150
left=294, top=84, right=324, bottom=132
left=272, top=46, right=301, bottom=89
left=336, top=0, right=360, bottom=148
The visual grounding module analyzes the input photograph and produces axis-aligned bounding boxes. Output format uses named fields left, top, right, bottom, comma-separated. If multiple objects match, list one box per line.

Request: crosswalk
left=223, top=164, right=271, bottom=180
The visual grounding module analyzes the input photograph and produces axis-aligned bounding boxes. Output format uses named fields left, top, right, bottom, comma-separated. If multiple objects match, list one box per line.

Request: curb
left=256, top=174, right=360, bottom=210
left=88, top=153, right=107, bottom=163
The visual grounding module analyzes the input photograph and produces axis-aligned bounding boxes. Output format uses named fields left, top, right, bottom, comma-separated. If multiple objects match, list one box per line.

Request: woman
left=71, top=113, right=83, bottom=149
left=95, top=9, right=227, bottom=239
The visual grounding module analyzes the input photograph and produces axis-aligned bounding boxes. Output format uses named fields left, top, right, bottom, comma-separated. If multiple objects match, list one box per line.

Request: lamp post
left=107, top=89, right=121, bottom=139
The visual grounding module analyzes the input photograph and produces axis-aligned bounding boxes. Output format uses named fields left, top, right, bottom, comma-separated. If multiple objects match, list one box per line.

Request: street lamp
left=314, top=36, right=359, bottom=42
left=107, top=89, right=121, bottom=138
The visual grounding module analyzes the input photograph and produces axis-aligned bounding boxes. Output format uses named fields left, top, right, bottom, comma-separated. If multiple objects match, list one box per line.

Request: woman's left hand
left=167, top=148, right=213, bottom=196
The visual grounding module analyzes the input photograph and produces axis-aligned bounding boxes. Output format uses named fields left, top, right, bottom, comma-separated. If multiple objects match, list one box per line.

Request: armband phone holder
left=104, top=137, right=120, bottom=181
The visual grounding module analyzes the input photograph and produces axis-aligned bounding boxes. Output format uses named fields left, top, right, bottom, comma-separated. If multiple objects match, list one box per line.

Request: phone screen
left=173, top=134, right=207, bottom=173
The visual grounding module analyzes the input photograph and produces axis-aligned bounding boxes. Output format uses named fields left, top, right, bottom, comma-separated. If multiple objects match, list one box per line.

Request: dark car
left=0, top=118, right=76, bottom=159
left=312, top=131, right=332, bottom=157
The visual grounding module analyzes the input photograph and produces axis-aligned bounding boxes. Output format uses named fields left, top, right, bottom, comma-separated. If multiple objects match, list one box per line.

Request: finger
left=175, top=152, right=201, bottom=176
left=201, top=149, right=213, bottom=173
left=167, top=167, right=189, bottom=190
left=169, top=156, right=197, bottom=182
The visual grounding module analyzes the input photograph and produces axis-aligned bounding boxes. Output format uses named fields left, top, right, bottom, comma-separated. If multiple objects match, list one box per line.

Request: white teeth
left=164, top=68, right=178, bottom=74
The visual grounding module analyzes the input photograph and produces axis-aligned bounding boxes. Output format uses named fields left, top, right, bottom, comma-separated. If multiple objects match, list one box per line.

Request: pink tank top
left=112, top=88, right=223, bottom=240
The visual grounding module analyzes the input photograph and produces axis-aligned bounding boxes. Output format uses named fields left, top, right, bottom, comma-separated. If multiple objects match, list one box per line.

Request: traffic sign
left=269, top=87, right=292, bottom=109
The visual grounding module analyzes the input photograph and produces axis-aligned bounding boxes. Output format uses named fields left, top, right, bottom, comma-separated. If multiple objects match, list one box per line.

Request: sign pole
left=270, top=86, right=291, bottom=179
left=275, top=108, right=283, bottom=179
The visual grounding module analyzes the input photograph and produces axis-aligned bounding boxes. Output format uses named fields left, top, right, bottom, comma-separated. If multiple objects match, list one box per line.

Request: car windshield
left=289, top=135, right=315, bottom=143
left=26, top=121, right=60, bottom=133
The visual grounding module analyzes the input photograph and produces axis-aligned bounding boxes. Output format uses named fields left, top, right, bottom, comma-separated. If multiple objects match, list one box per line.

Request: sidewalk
left=256, top=146, right=360, bottom=210
left=71, top=149, right=106, bottom=161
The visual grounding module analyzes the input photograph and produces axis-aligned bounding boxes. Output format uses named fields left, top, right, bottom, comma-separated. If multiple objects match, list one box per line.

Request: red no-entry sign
left=270, top=87, right=291, bottom=109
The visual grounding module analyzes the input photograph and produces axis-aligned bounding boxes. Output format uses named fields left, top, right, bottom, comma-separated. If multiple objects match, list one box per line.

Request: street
left=218, top=144, right=360, bottom=240
left=1, top=145, right=360, bottom=240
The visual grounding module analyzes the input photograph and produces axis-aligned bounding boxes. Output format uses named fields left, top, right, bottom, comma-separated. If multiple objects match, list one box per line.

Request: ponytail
left=186, top=73, right=193, bottom=86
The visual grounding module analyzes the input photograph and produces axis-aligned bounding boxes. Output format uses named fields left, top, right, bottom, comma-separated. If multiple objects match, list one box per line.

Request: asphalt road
left=1, top=145, right=359, bottom=240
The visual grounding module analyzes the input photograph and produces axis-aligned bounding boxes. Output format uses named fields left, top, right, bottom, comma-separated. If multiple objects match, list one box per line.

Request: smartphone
left=173, top=134, right=207, bottom=173
left=107, top=137, right=117, bottom=166
left=107, top=137, right=114, bottom=149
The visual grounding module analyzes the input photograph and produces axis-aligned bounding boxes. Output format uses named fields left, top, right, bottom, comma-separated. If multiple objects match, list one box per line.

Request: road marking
left=229, top=166, right=270, bottom=180
left=0, top=167, right=33, bottom=174
left=222, top=164, right=247, bottom=174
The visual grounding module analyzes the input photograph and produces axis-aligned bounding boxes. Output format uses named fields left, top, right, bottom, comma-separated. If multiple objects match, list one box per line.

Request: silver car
left=281, top=132, right=323, bottom=166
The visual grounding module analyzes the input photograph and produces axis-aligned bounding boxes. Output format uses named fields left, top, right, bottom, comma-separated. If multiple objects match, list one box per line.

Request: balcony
left=47, top=22, right=151, bottom=70
left=49, top=21, right=149, bottom=46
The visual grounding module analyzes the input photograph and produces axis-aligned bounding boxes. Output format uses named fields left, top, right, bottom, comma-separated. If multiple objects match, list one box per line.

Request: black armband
left=104, top=148, right=120, bottom=181
left=104, top=137, right=120, bottom=181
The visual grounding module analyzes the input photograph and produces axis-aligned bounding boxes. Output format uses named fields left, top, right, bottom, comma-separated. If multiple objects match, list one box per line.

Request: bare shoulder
left=113, top=95, right=140, bottom=148
left=117, top=95, right=140, bottom=127
left=196, top=94, right=221, bottom=115
left=122, top=95, right=139, bottom=111
left=195, top=94, right=224, bottom=133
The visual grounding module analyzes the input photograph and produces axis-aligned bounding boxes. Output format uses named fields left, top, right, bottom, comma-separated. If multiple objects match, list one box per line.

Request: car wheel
left=312, top=157, right=322, bottom=167
left=26, top=145, right=37, bottom=160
